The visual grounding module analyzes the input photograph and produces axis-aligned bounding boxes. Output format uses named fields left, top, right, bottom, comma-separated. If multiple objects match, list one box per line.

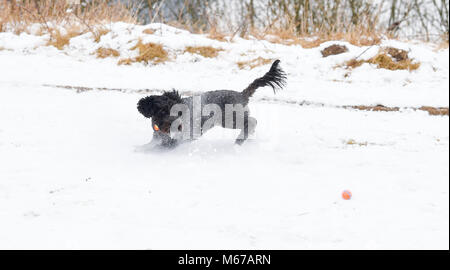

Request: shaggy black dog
left=137, top=60, right=286, bottom=148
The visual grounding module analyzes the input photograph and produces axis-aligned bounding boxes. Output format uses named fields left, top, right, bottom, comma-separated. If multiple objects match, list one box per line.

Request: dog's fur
left=138, top=60, right=286, bottom=148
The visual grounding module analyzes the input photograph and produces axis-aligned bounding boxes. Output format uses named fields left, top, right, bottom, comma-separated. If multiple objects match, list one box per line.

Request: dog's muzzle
left=154, top=123, right=171, bottom=134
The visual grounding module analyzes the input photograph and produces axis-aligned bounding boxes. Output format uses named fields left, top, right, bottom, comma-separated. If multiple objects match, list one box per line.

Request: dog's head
left=137, top=90, right=182, bottom=133
left=137, top=90, right=182, bottom=118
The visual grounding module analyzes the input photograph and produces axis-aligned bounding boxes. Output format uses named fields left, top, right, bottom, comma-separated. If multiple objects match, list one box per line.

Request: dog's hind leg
left=235, top=116, right=257, bottom=145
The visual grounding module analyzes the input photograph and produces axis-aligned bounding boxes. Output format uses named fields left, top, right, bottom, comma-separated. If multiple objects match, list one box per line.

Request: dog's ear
left=138, top=92, right=182, bottom=119
left=162, top=90, right=182, bottom=103
left=157, top=90, right=182, bottom=117
left=137, top=96, right=156, bottom=118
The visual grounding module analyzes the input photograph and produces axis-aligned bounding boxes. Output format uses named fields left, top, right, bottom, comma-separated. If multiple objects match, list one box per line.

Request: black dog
left=137, top=60, right=286, bottom=148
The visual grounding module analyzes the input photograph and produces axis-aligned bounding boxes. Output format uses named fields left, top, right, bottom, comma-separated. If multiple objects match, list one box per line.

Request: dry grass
left=328, top=30, right=381, bottom=47
left=143, top=28, right=155, bottom=35
left=0, top=0, right=136, bottom=39
left=279, top=32, right=380, bottom=48
left=0, top=0, right=136, bottom=52
left=195, top=19, right=385, bottom=48
left=346, top=139, right=368, bottom=146
left=47, top=28, right=82, bottom=50
left=119, top=40, right=168, bottom=65
left=342, top=47, right=420, bottom=71
left=207, top=27, right=228, bottom=42
left=93, top=28, right=110, bottom=43
left=385, top=47, right=408, bottom=61
left=184, top=46, right=223, bottom=58
left=419, top=106, right=449, bottom=116
left=96, top=47, right=120, bottom=59
left=244, top=21, right=382, bottom=48
left=237, top=57, right=273, bottom=70
left=369, top=53, right=420, bottom=71
left=351, top=105, right=400, bottom=112
left=273, top=32, right=377, bottom=48
left=321, top=44, right=349, bottom=57
left=343, top=58, right=365, bottom=69
left=295, top=38, right=324, bottom=48
left=435, top=38, right=449, bottom=51
left=345, top=104, right=448, bottom=116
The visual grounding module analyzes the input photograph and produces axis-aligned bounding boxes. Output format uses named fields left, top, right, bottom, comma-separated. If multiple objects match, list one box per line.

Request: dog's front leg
left=150, top=131, right=180, bottom=149
left=149, top=131, right=164, bottom=146
left=160, top=135, right=178, bottom=149
left=136, top=132, right=163, bottom=150
left=134, top=132, right=165, bottom=152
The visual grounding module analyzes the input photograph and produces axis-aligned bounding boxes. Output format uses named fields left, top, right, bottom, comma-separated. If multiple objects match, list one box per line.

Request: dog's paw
left=235, top=138, right=246, bottom=145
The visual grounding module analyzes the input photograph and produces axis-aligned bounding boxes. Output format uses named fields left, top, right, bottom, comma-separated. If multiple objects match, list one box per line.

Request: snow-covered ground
left=0, top=23, right=448, bottom=249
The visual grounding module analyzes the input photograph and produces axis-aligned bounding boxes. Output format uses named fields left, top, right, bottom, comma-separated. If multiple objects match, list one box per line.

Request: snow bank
left=0, top=22, right=448, bottom=107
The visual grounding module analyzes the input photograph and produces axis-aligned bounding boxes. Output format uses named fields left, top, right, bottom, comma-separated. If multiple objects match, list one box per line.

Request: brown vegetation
left=237, top=57, right=273, bottom=70
left=207, top=27, right=228, bottom=42
left=44, top=25, right=108, bottom=49
left=119, top=40, right=168, bottom=65
left=321, top=44, right=349, bottom=57
left=346, top=139, right=368, bottom=146
left=1, top=0, right=448, bottom=49
left=143, top=0, right=447, bottom=45
left=342, top=47, right=420, bottom=71
left=347, top=104, right=448, bottom=116
left=96, top=47, right=120, bottom=58
left=259, top=26, right=382, bottom=48
left=0, top=0, right=136, bottom=31
left=93, top=28, right=110, bottom=43
left=435, top=38, right=449, bottom=50
left=143, top=28, right=155, bottom=35
left=47, top=29, right=82, bottom=50
left=349, top=105, right=400, bottom=112
left=385, top=47, right=408, bottom=61
left=419, top=106, right=449, bottom=116
left=370, top=53, right=420, bottom=71
left=0, top=0, right=136, bottom=46
left=184, top=46, right=223, bottom=58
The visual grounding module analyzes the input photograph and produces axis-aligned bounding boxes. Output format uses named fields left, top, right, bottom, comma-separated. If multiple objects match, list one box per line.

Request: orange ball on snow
left=342, top=190, right=352, bottom=200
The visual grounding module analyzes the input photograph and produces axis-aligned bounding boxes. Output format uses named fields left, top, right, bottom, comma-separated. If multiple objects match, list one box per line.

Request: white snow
left=1, top=22, right=449, bottom=107
left=0, top=23, right=448, bottom=249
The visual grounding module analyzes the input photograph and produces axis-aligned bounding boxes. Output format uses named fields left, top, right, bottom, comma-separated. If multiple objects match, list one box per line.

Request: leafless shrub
left=140, top=0, right=448, bottom=45
left=0, top=0, right=137, bottom=37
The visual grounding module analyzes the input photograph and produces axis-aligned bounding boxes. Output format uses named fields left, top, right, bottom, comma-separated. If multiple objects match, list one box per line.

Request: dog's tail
left=242, top=60, right=287, bottom=99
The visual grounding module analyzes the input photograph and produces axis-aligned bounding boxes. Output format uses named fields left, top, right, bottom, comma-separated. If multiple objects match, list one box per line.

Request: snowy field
left=0, top=23, right=448, bottom=249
